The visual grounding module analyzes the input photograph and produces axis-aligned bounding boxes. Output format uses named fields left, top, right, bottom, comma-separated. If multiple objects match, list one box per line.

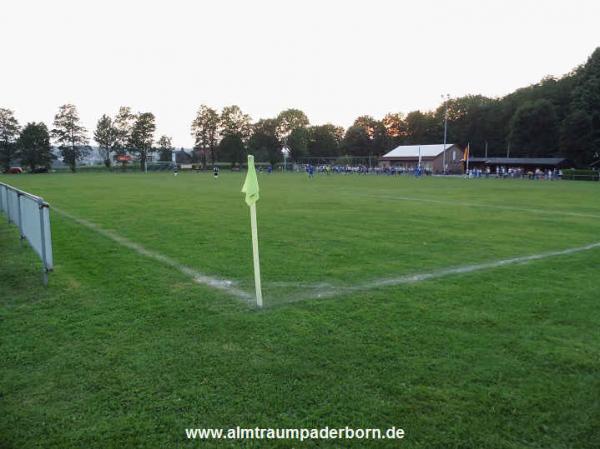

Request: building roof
left=175, top=150, right=192, bottom=164
left=475, top=157, right=567, bottom=166
left=381, top=144, right=458, bottom=159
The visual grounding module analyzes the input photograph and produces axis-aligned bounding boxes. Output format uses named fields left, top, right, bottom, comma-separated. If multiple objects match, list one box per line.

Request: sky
left=2, top=0, right=599, bottom=147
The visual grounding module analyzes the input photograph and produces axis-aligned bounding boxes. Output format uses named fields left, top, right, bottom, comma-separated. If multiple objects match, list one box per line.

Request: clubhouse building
left=379, top=144, right=464, bottom=174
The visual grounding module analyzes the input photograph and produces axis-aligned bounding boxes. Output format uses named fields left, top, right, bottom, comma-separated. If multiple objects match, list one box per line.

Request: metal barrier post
left=0, top=182, right=54, bottom=285
left=17, top=191, right=24, bottom=246
left=38, top=201, right=50, bottom=286
left=6, top=186, right=11, bottom=224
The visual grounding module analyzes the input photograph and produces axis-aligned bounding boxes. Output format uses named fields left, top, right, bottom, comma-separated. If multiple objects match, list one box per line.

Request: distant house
left=50, top=147, right=66, bottom=169
left=51, top=146, right=104, bottom=168
left=380, top=144, right=464, bottom=174
left=81, top=147, right=104, bottom=165
left=174, top=149, right=192, bottom=164
left=115, top=154, right=133, bottom=163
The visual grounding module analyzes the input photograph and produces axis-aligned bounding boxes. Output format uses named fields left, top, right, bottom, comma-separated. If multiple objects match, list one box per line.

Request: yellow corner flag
left=242, top=155, right=263, bottom=307
left=242, top=155, right=260, bottom=206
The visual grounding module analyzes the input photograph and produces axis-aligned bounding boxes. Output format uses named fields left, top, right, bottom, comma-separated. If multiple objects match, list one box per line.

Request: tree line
left=1, top=48, right=599, bottom=172
left=0, top=105, right=165, bottom=172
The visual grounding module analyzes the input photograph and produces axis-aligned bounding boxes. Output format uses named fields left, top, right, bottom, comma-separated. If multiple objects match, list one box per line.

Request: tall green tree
left=0, top=108, right=20, bottom=171
left=17, top=122, right=53, bottom=171
left=342, top=125, right=370, bottom=156
left=191, top=105, right=220, bottom=167
left=276, top=109, right=309, bottom=142
left=249, top=119, right=280, bottom=164
left=342, top=116, right=388, bottom=157
left=307, top=124, right=343, bottom=157
left=382, top=113, right=408, bottom=147
left=51, top=104, right=89, bottom=172
left=568, top=48, right=600, bottom=164
left=157, top=135, right=173, bottom=161
left=509, top=99, right=559, bottom=156
left=113, top=106, right=136, bottom=155
left=220, top=105, right=252, bottom=140
left=404, top=111, right=439, bottom=145
left=218, top=134, right=246, bottom=167
left=560, top=110, right=593, bottom=165
left=287, top=127, right=309, bottom=160
left=129, top=112, right=156, bottom=171
left=94, top=114, right=118, bottom=167
left=434, top=95, right=496, bottom=151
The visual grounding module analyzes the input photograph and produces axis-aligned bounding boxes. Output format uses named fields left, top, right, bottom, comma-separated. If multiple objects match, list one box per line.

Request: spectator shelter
left=466, top=157, right=570, bottom=171
left=380, top=144, right=464, bottom=174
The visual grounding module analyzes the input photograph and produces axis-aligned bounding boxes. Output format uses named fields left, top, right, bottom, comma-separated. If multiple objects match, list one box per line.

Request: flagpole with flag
left=242, top=155, right=263, bottom=307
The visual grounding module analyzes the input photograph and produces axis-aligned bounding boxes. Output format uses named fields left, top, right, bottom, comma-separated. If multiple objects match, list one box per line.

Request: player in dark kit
left=213, top=166, right=219, bottom=179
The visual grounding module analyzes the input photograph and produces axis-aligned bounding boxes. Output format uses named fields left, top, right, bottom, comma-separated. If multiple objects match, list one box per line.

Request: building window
left=452, top=150, right=456, bottom=161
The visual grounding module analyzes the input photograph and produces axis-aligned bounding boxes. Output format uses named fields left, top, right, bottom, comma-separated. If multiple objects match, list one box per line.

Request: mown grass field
left=1, top=171, right=599, bottom=448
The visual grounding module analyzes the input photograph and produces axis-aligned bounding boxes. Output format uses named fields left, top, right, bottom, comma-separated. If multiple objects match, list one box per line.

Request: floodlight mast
left=281, top=146, right=290, bottom=171
left=442, top=94, right=450, bottom=174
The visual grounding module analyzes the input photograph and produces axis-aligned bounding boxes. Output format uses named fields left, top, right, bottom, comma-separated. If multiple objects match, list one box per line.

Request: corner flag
left=242, top=155, right=260, bottom=206
left=242, top=155, right=263, bottom=307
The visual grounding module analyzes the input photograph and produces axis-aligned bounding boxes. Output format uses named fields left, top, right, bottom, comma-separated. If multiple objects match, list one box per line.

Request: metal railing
left=0, top=182, right=53, bottom=284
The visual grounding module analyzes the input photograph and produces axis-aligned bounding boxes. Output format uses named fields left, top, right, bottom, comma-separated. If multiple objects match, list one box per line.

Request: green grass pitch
left=1, top=171, right=599, bottom=448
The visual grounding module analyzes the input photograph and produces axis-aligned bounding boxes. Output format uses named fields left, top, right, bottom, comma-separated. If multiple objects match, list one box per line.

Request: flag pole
left=466, top=142, right=470, bottom=173
left=242, top=154, right=263, bottom=308
left=249, top=202, right=263, bottom=308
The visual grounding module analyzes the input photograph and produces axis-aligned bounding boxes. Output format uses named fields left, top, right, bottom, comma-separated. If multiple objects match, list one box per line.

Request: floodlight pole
left=442, top=94, right=450, bottom=174
left=281, top=145, right=290, bottom=172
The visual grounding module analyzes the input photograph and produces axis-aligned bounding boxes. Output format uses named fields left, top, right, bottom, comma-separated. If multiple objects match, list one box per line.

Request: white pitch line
left=52, top=207, right=600, bottom=306
left=53, top=207, right=253, bottom=301
left=285, top=241, right=600, bottom=302
left=363, top=194, right=600, bottom=219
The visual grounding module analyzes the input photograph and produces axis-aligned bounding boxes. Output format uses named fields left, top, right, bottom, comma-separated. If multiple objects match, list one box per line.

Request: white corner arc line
left=53, top=207, right=252, bottom=301
left=364, top=194, right=600, bottom=219
left=290, top=241, right=600, bottom=302
left=51, top=208, right=600, bottom=305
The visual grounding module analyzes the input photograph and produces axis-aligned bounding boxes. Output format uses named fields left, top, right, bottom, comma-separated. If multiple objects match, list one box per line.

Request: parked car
left=31, top=167, right=49, bottom=174
left=7, top=167, right=23, bottom=174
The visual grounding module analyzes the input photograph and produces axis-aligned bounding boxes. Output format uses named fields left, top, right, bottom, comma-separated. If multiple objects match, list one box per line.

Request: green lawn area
left=1, top=171, right=599, bottom=448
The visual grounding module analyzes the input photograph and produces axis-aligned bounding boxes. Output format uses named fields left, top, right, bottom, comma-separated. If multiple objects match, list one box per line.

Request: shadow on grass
left=0, top=223, right=50, bottom=306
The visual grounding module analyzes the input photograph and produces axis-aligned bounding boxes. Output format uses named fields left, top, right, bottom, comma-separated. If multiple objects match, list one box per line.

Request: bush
left=562, top=169, right=599, bottom=181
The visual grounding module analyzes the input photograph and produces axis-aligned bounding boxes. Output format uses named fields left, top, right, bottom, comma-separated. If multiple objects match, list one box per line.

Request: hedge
left=562, top=169, right=599, bottom=181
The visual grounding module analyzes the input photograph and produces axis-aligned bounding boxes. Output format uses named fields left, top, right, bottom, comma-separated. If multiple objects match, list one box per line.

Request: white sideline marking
left=288, top=242, right=600, bottom=302
left=365, top=194, right=600, bottom=219
left=52, top=208, right=600, bottom=305
left=53, top=208, right=252, bottom=301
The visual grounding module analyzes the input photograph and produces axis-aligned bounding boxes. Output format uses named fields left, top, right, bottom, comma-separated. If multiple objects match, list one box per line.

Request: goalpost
left=146, top=161, right=177, bottom=171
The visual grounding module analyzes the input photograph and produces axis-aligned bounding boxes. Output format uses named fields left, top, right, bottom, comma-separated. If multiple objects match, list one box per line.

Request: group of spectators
left=298, top=164, right=433, bottom=177
left=466, top=167, right=563, bottom=180
left=260, top=163, right=566, bottom=180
